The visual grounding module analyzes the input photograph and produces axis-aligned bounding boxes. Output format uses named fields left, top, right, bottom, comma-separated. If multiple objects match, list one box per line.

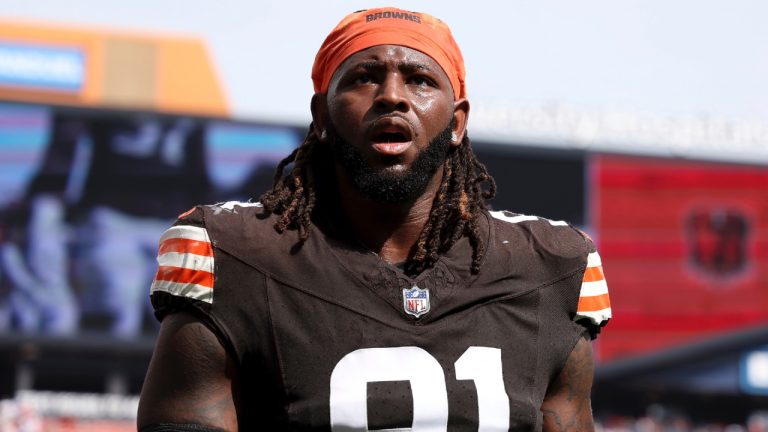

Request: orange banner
left=0, top=19, right=228, bottom=116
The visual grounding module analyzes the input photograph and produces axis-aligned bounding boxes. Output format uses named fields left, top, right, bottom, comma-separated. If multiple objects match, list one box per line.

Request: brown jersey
left=150, top=201, right=611, bottom=431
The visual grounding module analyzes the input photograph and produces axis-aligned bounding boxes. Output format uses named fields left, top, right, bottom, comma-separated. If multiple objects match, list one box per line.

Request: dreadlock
left=259, top=126, right=496, bottom=274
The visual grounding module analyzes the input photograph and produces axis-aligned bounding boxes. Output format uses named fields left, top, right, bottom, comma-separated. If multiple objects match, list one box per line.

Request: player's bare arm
left=541, top=336, right=596, bottom=432
left=137, top=312, right=238, bottom=431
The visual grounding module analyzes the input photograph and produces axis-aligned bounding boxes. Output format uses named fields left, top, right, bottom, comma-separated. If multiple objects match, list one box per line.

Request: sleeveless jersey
left=150, top=201, right=611, bottom=431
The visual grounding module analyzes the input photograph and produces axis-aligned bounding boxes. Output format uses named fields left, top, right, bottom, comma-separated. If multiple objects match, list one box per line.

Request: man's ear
left=451, top=98, right=470, bottom=146
left=311, top=93, right=328, bottom=141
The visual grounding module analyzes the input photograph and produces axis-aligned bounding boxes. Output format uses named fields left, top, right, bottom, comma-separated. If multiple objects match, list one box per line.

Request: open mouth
left=372, top=131, right=409, bottom=144
left=369, top=121, right=413, bottom=156
left=371, top=133, right=412, bottom=156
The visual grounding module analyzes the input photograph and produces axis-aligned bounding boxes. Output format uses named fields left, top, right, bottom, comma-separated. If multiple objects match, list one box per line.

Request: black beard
left=327, top=120, right=454, bottom=203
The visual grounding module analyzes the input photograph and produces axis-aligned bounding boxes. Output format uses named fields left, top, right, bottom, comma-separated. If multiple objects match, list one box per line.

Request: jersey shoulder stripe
left=151, top=224, right=214, bottom=304
left=489, top=209, right=612, bottom=330
left=575, top=251, right=611, bottom=326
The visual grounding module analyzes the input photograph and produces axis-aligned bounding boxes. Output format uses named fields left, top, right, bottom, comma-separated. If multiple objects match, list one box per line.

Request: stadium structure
left=0, top=18, right=766, bottom=430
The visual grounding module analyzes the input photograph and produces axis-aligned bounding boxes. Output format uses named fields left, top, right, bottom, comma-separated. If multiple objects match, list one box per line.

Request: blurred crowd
left=596, top=405, right=768, bottom=432
left=0, top=399, right=134, bottom=432
left=3, top=397, right=768, bottom=432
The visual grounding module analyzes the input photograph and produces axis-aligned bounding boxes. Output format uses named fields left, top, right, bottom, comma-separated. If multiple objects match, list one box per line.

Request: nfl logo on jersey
left=402, top=286, right=430, bottom=318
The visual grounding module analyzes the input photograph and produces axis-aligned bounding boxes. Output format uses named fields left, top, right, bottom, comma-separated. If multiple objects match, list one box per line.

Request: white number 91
left=330, top=346, right=509, bottom=431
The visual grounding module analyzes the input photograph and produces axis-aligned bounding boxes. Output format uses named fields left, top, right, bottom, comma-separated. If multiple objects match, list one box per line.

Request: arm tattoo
left=138, top=313, right=238, bottom=430
left=541, top=337, right=596, bottom=432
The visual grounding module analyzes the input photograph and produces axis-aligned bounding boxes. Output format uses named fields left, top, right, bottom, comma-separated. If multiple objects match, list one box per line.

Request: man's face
left=320, top=45, right=463, bottom=202
left=327, top=117, right=453, bottom=203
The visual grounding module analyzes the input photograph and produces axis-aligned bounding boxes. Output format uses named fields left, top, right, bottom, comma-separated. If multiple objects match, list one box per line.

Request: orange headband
left=312, top=7, right=466, bottom=100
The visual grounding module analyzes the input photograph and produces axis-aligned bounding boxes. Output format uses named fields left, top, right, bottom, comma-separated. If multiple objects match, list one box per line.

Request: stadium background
left=0, top=1, right=767, bottom=430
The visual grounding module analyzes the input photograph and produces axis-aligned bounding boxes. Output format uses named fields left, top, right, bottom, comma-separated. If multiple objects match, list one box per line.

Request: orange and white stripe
left=151, top=225, right=214, bottom=304
left=575, top=251, right=611, bottom=326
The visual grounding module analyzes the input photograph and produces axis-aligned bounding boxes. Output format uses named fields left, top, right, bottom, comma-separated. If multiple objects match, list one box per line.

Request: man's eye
left=410, top=76, right=434, bottom=87
left=354, top=74, right=373, bottom=84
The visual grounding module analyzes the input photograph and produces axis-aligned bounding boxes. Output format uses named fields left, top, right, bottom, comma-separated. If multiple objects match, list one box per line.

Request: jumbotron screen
left=592, top=154, right=768, bottom=361
left=0, top=102, right=299, bottom=338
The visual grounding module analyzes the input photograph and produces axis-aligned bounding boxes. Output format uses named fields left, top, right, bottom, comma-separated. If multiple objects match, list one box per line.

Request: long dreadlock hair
left=259, top=125, right=496, bottom=274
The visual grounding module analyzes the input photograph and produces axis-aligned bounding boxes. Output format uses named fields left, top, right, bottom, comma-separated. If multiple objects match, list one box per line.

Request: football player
left=138, top=7, right=611, bottom=431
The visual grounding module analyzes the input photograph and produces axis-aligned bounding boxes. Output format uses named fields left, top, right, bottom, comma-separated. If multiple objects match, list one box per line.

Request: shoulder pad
left=489, top=210, right=611, bottom=334
left=490, top=210, right=586, bottom=260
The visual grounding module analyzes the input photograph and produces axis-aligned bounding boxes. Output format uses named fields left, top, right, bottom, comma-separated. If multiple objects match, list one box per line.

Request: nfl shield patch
left=403, top=286, right=430, bottom=318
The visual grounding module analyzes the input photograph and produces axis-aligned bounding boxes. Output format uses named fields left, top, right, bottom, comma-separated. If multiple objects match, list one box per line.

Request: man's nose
left=374, top=74, right=409, bottom=112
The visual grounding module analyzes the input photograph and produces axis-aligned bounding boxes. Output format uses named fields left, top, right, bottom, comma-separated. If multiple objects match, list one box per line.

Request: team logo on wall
left=686, top=208, right=750, bottom=278
left=403, top=286, right=430, bottom=318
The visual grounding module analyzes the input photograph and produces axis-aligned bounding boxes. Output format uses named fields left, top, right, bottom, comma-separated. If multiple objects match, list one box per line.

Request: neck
left=335, top=165, right=444, bottom=265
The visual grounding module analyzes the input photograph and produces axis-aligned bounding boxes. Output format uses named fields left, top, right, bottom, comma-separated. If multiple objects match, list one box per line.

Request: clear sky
left=2, top=0, right=767, bottom=127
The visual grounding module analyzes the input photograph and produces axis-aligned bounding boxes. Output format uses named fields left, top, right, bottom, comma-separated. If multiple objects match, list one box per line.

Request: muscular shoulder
left=197, top=201, right=275, bottom=240
left=484, top=210, right=611, bottom=337
left=487, top=210, right=591, bottom=274
left=168, top=201, right=272, bottom=233
left=150, top=201, right=282, bottom=317
left=172, top=201, right=298, bottom=256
